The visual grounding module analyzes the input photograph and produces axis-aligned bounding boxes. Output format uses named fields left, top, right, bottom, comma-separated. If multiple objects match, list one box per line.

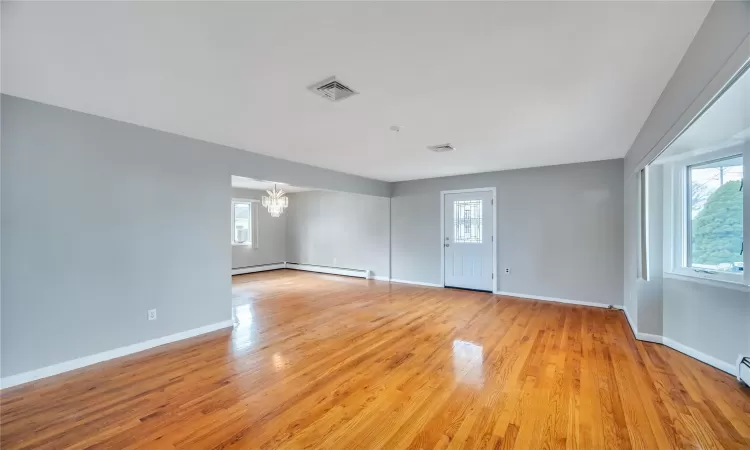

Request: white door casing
left=442, top=189, right=495, bottom=291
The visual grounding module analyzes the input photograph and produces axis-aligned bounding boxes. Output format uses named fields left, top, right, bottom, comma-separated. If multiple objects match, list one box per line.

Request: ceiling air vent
left=427, top=143, right=456, bottom=153
left=308, top=76, right=358, bottom=102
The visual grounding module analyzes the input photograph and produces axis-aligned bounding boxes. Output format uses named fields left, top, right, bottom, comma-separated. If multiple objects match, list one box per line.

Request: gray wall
left=654, top=158, right=748, bottom=368
left=636, top=165, right=664, bottom=336
left=622, top=1, right=750, bottom=370
left=391, top=159, right=624, bottom=306
left=0, top=95, right=388, bottom=378
left=285, top=191, right=390, bottom=279
left=623, top=175, right=639, bottom=328
left=624, top=1, right=750, bottom=175
left=231, top=188, right=287, bottom=269
left=629, top=163, right=749, bottom=368
left=663, top=279, right=749, bottom=366
left=2, top=96, right=228, bottom=377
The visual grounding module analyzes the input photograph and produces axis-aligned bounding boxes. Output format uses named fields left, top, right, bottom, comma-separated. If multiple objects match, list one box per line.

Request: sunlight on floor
left=452, top=339, right=485, bottom=388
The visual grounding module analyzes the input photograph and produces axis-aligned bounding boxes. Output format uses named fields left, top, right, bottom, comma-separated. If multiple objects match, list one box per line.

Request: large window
left=232, top=200, right=252, bottom=246
left=655, top=64, right=748, bottom=286
left=687, top=156, right=743, bottom=273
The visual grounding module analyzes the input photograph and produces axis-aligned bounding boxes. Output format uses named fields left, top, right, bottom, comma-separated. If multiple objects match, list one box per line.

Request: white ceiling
left=2, top=1, right=712, bottom=182
left=231, top=176, right=311, bottom=193
left=656, top=66, right=749, bottom=162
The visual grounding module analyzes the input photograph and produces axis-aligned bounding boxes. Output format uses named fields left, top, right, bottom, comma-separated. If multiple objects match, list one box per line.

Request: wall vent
left=308, top=76, right=358, bottom=102
left=427, top=143, right=456, bottom=153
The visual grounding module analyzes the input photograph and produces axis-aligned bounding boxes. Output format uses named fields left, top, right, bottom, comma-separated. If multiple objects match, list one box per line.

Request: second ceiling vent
left=427, top=143, right=456, bottom=153
left=308, top=76, right=359, bottom=102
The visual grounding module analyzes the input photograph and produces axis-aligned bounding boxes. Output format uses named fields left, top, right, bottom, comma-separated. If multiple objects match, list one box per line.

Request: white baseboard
left=621, top=307, right=661, bottom=343
left=662, top=337, right=736, bottom=376
left=370, top=276, right=390, bottom=282
left=621, top=307, right=736, bottom=376
left=494, top=291, right=615, bottom=309
left=0, top=320, right=234, bottom=390
left=623, top=307, right=637, bottom=334
left=496, top=292, right=734, bottom=376
left=231, top=263, right=286, bottom=275
left=636, top=332, right=663, bottom=344
left=286, top=263, right=369, bottom=279
left=389, top=279, right=443, bottom=288
left=621, top=308, right=664, bottom=344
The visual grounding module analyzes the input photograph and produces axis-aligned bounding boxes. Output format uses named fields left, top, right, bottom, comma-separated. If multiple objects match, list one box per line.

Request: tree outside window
left=689, top=157, right=743, bottom=272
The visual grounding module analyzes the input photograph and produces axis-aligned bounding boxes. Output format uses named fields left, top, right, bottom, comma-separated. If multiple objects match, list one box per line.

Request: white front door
left=443, top=190, right=494, bottom=291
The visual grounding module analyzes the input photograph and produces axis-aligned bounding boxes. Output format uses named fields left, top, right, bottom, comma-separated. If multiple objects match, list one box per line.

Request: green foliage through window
left=691, top=180, right=743, bottom=268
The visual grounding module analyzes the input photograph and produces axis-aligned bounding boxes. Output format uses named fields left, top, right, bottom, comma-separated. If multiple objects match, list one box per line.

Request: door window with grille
left=453, top=200, right=482, bottom=243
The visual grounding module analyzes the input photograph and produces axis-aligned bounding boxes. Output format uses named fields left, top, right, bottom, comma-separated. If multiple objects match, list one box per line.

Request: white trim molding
left=662, top=337, right=737, bottom=376
left=286, top=263, right=369, bottom=279
left=663, top=272, right=750, bottom=293
left=389, top=279, right=443, bottom=288
left=635, top=332, right=664, bottom=344
left=494, top=291, right=617, bottom=309
left=623, top=307, right=637, bottom=333
left=0, top=320, right=234, bottom=390
left=231, top=263, right=286, bottom=276
left=620, top=309, right=737, bottom=376
left=370, top=276, right=391, bottom=282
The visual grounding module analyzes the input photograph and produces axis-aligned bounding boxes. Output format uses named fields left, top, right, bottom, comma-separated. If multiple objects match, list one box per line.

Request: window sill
left=232, top=243, right=253, bottom=247
left=663, top=272, right=750, bottom=293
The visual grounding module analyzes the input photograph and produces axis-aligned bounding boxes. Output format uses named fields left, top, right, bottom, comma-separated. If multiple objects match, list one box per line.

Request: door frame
left=440, top=187, right=497, bottom=293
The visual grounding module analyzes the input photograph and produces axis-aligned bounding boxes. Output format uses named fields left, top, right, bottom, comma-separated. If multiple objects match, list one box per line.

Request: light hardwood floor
left=1, top=269, right=749, bottom=449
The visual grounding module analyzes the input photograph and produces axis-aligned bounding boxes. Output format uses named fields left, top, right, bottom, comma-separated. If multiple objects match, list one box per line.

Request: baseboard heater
left=285, top=263, right=371, bottom=279
left=739, top=356, right=750, bottom=386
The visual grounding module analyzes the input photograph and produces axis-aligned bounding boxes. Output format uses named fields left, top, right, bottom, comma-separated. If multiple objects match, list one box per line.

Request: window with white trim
left=686, top=156, right=743, bottom=274
left=232, top=199, right=252, bottom=246
left=654, top=63, right=748, bottom=286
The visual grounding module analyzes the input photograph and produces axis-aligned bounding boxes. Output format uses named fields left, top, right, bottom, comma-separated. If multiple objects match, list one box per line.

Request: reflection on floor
left=1, top=269, right=748, bottom=449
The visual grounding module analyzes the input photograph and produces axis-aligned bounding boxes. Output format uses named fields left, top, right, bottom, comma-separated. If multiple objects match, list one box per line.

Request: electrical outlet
left=147, top=309, right=157, bottom=321
left=505, top=268, right=511, bottom=274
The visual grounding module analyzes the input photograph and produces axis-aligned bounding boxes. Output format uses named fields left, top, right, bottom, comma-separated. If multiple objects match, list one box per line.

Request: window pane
left=688, top=156, right=743, bottom=272
left=233, top=203, right=251, bottom=244
left=454, top=200, right=482, bottom=243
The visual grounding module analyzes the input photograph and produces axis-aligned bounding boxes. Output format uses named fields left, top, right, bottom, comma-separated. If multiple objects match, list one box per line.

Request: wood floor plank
left=1, top=269, right=748, bottom=449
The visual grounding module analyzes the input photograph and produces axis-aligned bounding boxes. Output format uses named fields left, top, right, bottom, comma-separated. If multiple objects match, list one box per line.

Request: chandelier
left=262, top=184, right=289, bottom=217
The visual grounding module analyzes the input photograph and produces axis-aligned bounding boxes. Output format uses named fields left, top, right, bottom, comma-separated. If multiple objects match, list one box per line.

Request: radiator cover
left=739, top=356, right=750, bottom=386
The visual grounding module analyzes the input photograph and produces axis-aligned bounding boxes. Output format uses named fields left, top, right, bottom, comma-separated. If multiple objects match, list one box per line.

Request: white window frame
left=231, top=198, right=258, bottom=247
left=664, top=145, right=747, bottom=287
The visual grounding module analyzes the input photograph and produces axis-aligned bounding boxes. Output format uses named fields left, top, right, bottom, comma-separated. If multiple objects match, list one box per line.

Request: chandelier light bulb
left=262, top=184, right=289, bottom=217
